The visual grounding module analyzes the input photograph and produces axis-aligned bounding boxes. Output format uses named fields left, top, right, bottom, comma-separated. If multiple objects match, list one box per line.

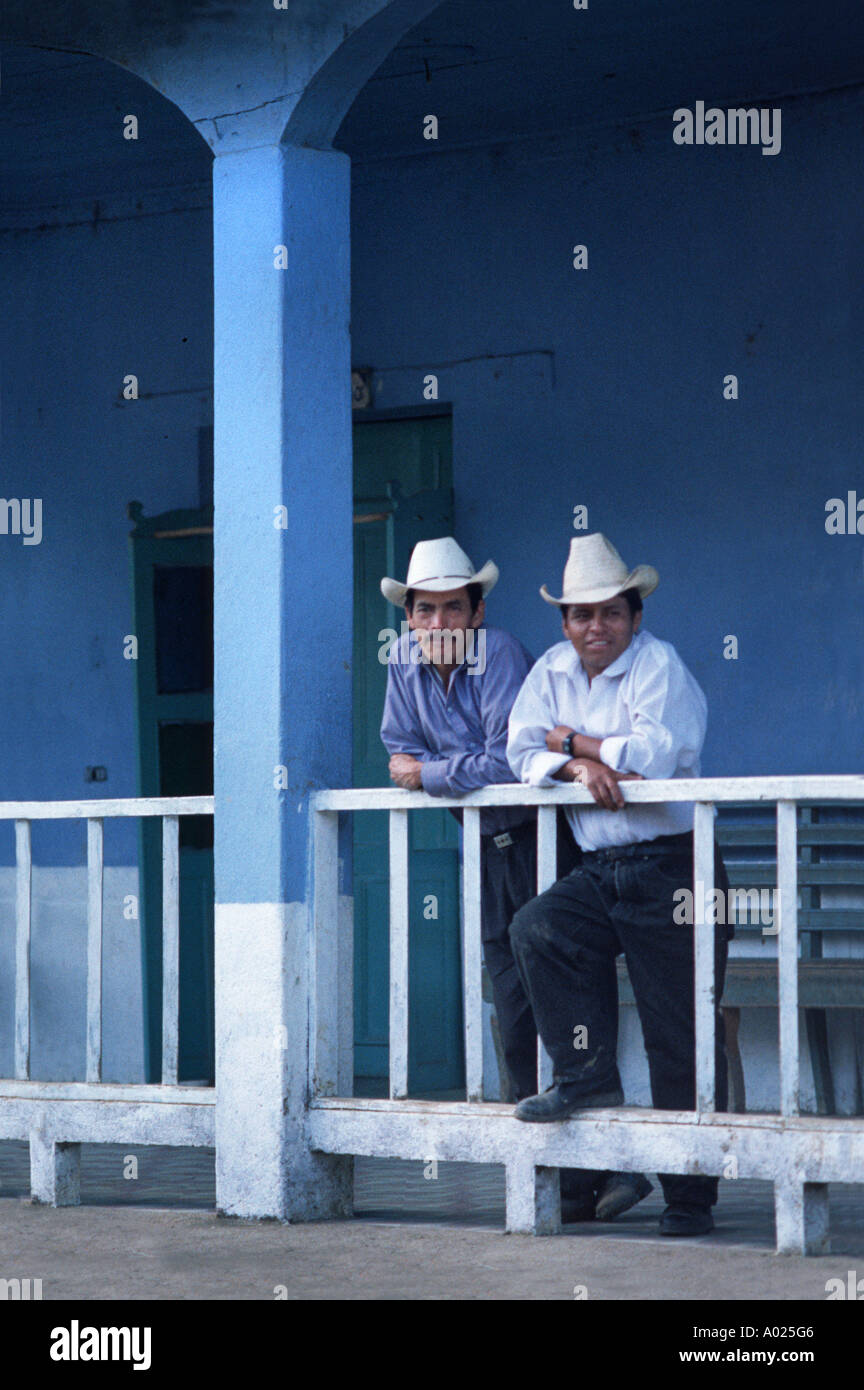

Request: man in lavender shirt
left=379, top=537, right=648, bottom=1223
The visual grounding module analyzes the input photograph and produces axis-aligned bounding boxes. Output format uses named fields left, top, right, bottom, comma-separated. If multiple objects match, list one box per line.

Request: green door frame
left=352, top=412, right=465, bottom=1093
left=128, top=502, right=215, bottom=1084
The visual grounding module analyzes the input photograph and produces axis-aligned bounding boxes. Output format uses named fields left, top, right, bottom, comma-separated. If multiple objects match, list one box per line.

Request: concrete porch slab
left=3, top=1140, right=864, bottom=1290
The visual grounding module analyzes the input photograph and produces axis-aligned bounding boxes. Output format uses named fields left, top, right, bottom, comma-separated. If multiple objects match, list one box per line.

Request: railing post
left=462, top=807, right=484, bottom=1102
left=14, top=819, right=31, bottom=1080
left=86, top=818, right=104, bottom=1084
left=389, top=808, right=410, bottom=1100
left=693, top=801, right=716, bottom=1112
left=337, top=852, right=355, bottom=1100
left=535, top=806, right=558, bottom=1092
left=311, top=809, right=350, bottom=1097
left=29, top=1131, right=81, bottom=1208
left=771, top=799, right=827, bottom=1250
left=505, top=1157, right=561, bottom=1235
left=776, top=800, right=799, bottom=1115
left=161, top=815, right=180, bottom=1086
left=775, top=1178, right=830, bottom=1256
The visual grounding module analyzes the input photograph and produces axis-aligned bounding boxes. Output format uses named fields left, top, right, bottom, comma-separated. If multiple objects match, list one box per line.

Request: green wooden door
left=353, top=416, right=464, bottom=1094
left=128, top=504, right=215, bottom=1084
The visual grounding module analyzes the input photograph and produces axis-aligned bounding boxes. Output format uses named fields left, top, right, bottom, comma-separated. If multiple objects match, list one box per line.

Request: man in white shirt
left=507, top=533, right=730, bottom=1237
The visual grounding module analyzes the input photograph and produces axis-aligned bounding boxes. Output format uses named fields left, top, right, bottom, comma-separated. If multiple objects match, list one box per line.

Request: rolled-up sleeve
left=507, top=666, right=570, bottom=786
left=599, top=646, right=706, bottom=779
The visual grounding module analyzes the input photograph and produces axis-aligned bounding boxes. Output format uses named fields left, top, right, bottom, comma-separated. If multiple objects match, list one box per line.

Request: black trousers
left=481, top=813, right=607, bottom=1198
left=510, top=832, right=730, bottom=1210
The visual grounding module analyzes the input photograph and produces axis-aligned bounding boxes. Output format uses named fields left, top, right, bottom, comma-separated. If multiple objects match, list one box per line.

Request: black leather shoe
left=595, top=1171, right=653, bottom=1221
left=561, top=1194, right=596, bottom=1223
left=514, top=1083, right=625, bottom=1123
left=659, top=1204, right=715, bottom=1237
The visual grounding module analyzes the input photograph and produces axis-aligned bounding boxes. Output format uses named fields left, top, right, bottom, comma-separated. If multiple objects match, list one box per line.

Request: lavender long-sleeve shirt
left=380, top=626, right=535, bottom=835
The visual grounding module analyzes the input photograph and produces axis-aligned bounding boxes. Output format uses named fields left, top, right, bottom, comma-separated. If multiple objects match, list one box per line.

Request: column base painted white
left=214, top=901, right=352, bottom=1221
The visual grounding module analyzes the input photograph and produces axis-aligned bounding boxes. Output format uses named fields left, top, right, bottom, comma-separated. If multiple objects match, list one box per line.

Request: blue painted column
left=212, top=142, right=353, bottom=1219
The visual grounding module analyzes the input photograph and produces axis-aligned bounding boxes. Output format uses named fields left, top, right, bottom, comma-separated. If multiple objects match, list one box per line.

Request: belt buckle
left=493, top=832, right=513, bottom=849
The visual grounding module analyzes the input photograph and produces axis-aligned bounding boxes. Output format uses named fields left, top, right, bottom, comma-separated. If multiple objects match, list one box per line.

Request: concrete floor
left=1, top=1141, right=863, bottom=1298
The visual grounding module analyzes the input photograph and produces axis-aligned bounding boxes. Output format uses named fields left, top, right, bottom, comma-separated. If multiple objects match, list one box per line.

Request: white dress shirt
left=507, top=628, right=707, bottom=850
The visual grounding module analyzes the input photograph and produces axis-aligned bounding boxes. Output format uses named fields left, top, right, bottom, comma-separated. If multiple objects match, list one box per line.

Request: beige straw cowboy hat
left=540, top=533, right=659, bottom=607
left=381, top=537, right=498, bottom=607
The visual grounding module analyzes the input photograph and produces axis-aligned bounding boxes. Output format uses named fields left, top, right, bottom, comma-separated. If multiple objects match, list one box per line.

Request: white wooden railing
left=310, top=775, right=864, bottom=1253
left=0, top=796, right=215, bottom=1205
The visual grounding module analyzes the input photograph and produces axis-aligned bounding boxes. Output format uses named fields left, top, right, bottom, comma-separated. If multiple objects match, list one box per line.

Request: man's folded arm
left=598, top=650, right=706, bottom=780
left=420, top=724, right=514, bottom=796
left=420, top=639, right=534, bottom=796
left=507, top=671, right=570, bottom=786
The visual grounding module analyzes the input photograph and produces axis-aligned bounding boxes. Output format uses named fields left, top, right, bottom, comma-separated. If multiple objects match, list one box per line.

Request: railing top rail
left=312, top=776, right=864, bottom=813
left=0, top=796, right=215, bottom=820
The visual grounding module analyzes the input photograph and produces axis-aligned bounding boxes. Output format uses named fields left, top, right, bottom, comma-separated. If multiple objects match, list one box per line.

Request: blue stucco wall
left=0, top=75, right=860, bottom=862
left=0, top=22, right=860, bottom=1099
left=0, top=195, right=212, bottom=863
left=344, top=85, right=864, bottom=1107
left=0, top=191, right=211, bottom=1075
left=0, top=56, right=860, bottom=873
left=348, top=87, right=864, bottom=777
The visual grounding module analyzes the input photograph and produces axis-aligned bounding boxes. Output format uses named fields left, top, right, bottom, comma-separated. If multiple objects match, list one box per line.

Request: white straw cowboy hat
left=381, top=537, right=499, bottom=607
left=540, top=533, right=659, bottom=607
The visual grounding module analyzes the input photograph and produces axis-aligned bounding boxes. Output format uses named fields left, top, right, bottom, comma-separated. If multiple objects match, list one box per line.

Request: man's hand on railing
left=389, top=753, right=424, bottom=790
left=553, top=756, right=643, bottom=811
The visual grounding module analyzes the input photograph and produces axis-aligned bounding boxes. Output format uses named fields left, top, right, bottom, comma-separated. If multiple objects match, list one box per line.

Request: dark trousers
left=510, top=832, right=730, bottom=1211
left=481, top=813, right=607, bottom=1198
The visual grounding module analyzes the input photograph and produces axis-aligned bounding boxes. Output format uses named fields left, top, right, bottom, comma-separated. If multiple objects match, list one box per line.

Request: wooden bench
left=617, top=805, right=864, bottom=1112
